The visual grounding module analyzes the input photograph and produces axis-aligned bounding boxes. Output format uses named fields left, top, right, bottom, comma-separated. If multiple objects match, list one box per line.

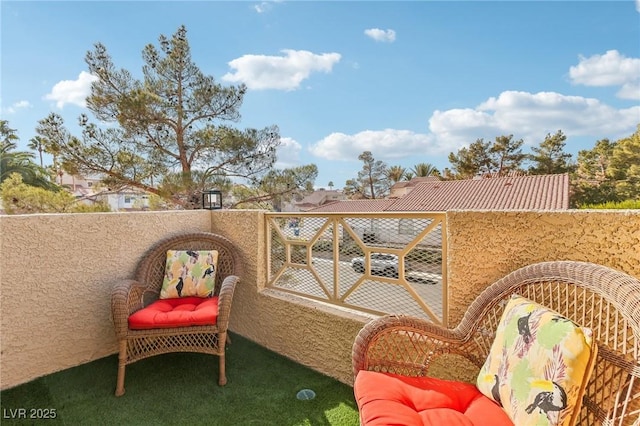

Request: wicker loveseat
left=352, top=261, right=640, bottom=425
left=111, top=232, right=242, bottom=396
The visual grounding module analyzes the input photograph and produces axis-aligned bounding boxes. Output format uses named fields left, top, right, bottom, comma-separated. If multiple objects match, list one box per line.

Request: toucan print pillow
left=476, top=294, right=597, bottom=426
left=160, top=250, right=219, bottom=299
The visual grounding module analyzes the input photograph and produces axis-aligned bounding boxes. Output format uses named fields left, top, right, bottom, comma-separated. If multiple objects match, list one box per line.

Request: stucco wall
left=0, top=211, right=211, bottom=390
left=446, top=210, right=640, bottom=325
left=210, top=210, right=371, bottom=385
left=201, top=209, right=640, bottom=385
left=1, top=209, right=638, bottom=391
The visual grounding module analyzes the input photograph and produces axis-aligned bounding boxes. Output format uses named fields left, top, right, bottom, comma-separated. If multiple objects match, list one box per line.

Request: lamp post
left=202, top=190, right=222, bottom=210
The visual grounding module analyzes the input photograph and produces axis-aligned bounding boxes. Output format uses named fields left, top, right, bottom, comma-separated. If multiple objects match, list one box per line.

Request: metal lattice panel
left=266, top=213, right=447, bottom=325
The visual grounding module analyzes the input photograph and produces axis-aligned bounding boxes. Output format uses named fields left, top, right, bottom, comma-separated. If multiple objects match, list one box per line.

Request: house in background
left=96, top=187, right=150, bottom=212
left=58, top=172, right=102, bottom=197
left=388, top=176, right=441, bottom=199
left=58, top=172, right=150, bottom=211
left=282, top=189, right=347, bottom=212
left=312, top=173, right=570, bottom=213
left=305, top=174, right=570, bottom=248
left=386, top=173, right=570, bottom=211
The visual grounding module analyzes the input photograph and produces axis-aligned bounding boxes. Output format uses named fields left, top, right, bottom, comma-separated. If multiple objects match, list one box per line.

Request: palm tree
left=1, top=120, right=19, bottom=145
left=1, top=141, right=33, bottom=182
left=387, top=165, right=407, bottom=184
left=43, top=136, right=64, bottom=185
left=1, top=121, right=33, bottom=185
left=0, top=139, right=58, bottom=191
left=411, top=162, right=440, bottom=177
left=28, top=136, right=46, bottom=167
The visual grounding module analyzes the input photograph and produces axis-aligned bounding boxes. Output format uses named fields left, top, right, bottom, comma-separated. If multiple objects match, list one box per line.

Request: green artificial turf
left=0, top=333, right=359, bottom=425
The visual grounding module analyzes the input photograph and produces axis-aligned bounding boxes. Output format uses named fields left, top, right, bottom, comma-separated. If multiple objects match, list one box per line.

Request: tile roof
left=389, top=176, right=440, bottom=191
left=308, top=199, right=396, bottom=212
left=298, top=189, right=343, bottom=205
left=386, top=173, right=570, bottom=211
left=393, top=176, right=440, bottom=187
left=308, top=174, right=570, bottom=212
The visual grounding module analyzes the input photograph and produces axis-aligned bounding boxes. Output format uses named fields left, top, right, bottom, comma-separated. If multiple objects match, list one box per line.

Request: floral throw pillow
left=476, top=294, right=597, bottom=426
left=160, top=250, right=219, bottom=299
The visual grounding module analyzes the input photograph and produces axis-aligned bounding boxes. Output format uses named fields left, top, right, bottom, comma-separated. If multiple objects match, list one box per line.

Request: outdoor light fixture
left=202, top=190, right=222, bottom=210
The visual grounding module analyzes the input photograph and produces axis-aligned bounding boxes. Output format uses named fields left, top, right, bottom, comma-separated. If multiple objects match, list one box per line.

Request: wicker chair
left=111, top=232, right=242, bottom=397
left=352, top=261, right=640, bottom=425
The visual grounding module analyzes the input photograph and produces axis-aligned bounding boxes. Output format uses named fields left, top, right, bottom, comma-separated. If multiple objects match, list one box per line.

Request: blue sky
left=2, top=1, right=639, bottom=189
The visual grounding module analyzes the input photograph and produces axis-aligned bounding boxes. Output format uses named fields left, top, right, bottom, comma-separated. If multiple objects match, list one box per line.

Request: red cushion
left=128, top=296, right=219, bottom=329
left=354, top=371, right=513, bottom=426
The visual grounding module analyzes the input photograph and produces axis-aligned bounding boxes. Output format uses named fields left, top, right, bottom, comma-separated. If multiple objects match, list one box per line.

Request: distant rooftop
left=390, top=176, right=440, bottom=190
left=310, top=174, right=570, bottom=212
left=290, top=189, right=347, bottom=212
left=309, top=199, right=396, bottom=213
left=387, top=173, right=569, bottom=211
left=299, top=189, right=343, bottom=205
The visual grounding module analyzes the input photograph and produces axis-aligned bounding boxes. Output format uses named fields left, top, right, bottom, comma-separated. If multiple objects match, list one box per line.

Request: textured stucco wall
left=210, top=210, right=371, bottom=385
left=1, top=209, right=638, bottom=391
left=446, top=210, right=640, bottom=326
left=0, top=211, right=211, bottom=390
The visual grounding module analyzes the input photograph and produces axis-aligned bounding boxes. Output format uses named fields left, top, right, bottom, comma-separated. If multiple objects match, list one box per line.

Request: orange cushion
left=354, top=371, right=514, bottom=426
left=128, top=296, right=219, bottom=329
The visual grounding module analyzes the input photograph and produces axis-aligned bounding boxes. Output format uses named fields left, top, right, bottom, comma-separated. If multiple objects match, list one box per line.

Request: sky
left=1, top=0, right=639, bottom=190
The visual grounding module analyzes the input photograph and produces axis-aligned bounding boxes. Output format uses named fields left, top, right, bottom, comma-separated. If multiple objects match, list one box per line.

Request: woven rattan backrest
left=134, top=232, right=243, bottom=297
left=455, top=261, right=640, bottom=425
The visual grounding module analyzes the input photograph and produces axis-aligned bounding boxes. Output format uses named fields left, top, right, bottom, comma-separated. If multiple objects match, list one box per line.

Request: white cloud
left=636, top=0, right=640, bottom=13
left=254, top=0, right=282, bottom=13
left=569, top=50, right=640, bottom=99
left=44, top=71, right=98, bottom=108
left=309, top=129, right=437, bottom=161
left=364, top=28, right=396, bottom=43
left=617, top=82, right=640, bottom=100
left=4, top=100, right=32, bottom=114
left=222, top=49, right=341, bottom=90
left=308, top=90, right=640, bottom=163
left=275, top=137, right=302, bottom=168
left=254, top=2, right=271, bottom=13
left=428, top=90, right=640, bottom=149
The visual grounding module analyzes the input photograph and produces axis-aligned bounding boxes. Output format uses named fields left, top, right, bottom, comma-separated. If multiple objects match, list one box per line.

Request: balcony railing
left=1, top=209, right=637, bottom=393
left=265, top=212, right=449, bottom=326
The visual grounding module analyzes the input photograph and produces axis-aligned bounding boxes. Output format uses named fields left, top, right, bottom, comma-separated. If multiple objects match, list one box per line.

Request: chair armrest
left=352, top=315, right=476, bottom=379
left=216, top=275, right=239, bottom=332
left=111, top=279, right=147, bottom=339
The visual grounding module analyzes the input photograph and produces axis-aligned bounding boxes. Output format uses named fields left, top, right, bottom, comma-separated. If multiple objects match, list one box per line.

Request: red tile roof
left=390, top=176, right=440, bottom=189
left=308, top=199, right=396, bottom=212
left=386, top=173, right=570, bottom=211
left=297, top=189, right=343, bottom=205
left=309, top=174, right=570, bottom=212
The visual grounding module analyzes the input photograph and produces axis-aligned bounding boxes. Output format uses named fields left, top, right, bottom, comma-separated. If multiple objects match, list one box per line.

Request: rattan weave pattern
left=111, top=232, right=242, bottom=397
left=352, top=261, right=640, bottom=425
